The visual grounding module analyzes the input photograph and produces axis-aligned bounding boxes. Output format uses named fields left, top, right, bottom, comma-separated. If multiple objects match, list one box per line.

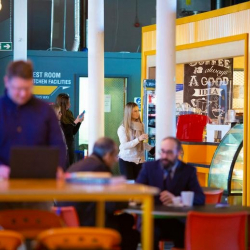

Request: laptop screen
left=10, top=147, right=59, bottom=179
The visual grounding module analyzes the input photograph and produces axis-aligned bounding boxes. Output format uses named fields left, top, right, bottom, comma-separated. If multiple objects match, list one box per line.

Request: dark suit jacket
left=58, top=154, right=128, bottom=227
left=136, top=160, right=205, bottom=205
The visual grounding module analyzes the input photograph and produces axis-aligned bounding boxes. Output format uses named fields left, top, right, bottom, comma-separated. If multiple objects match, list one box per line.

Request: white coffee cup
left=181, top=191, right=194, bottom=206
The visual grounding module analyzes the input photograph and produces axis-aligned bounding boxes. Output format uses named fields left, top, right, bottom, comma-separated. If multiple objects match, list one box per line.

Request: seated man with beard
left=136, top=137, right=205, bottom=250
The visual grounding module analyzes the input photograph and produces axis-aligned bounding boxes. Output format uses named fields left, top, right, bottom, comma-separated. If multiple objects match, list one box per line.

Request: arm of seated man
left=160, top=190, right=175, bottom=206
left=0, top=165, right=10, bottom=179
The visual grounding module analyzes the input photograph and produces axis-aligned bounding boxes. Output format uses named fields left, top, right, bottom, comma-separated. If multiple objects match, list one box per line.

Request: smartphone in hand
left=79, top=110, right=85, bottom=119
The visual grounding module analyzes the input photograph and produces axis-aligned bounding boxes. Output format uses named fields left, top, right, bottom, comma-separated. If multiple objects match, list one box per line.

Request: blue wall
left=0, top=19, right=11, bottom=43
left=0, top=51, right=141, bottom=112
left=0, top=52, right=12, bottom=94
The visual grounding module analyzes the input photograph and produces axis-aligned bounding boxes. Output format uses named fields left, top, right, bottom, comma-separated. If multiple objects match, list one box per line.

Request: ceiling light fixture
left=0, top=0, right=2, bottom=11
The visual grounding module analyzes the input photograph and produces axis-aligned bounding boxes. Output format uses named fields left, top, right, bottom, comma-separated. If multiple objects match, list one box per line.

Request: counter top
left=181, top=141, right=219, bottom=146
left=188, top=162, right=210, bottom=168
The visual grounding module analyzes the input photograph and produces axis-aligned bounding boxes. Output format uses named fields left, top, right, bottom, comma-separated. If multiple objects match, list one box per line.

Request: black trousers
left=119, top=158, right=142, bottom=180
left=67, top=140, right=75, bottom=167
left=111, top=213, right=140, bottom=250
left=153, top=218, right=185, bottom=249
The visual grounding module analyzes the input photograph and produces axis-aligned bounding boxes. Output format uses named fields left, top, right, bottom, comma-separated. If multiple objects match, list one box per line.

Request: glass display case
left=143, top=79, right=156, bottom=161
left=208, top=124, right=243, bottom=196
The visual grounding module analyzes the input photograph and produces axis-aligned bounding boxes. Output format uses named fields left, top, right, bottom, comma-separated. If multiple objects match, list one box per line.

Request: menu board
left=184, top=59, right=233, bottom=120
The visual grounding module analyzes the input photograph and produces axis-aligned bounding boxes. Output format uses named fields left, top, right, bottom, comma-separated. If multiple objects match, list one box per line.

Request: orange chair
left=0, top=209, right=63, bottom=239
left=35, top=227, right=121, bottom=250
left=204, top=189, right=223, bottom=204
left=52, top=206, right=80, bottom=227
left=185, top=211, right=247, bottom=250
left=0, top=230, right=24, bottom=250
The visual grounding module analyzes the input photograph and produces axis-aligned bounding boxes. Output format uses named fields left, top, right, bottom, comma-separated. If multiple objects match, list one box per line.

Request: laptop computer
left=10, top=147, right=59, bottom=179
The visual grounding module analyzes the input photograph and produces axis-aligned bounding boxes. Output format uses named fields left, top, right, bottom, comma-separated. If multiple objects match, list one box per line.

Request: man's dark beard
left=161, top=158, right=177, bottom=171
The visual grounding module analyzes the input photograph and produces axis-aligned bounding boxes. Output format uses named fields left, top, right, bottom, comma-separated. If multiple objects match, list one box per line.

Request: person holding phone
left=56, top=93, right=84, bottom=167
left=79, top=110, right=85, bottom=119
left=117, top=102, right=152, bottom=180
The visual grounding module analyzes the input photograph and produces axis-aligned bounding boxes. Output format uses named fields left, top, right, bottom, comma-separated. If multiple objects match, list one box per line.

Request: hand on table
left=160, top=191, right=175, bottom=206
left=0, top=165, right=10, bottom=179
left=56, top=167, right=65, bottom=180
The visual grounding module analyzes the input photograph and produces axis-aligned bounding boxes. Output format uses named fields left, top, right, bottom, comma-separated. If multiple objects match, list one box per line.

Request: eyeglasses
left=158, top=149, right=177, bottom=156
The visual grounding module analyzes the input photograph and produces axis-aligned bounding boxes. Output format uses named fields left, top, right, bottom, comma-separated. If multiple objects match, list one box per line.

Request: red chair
left=52, top=206, right=80, bottom=227
left=159, top=189, right=224, bottom=250
left=185, top=211, right=247, bottom=250
left=204, top=189, right=223, bottom=204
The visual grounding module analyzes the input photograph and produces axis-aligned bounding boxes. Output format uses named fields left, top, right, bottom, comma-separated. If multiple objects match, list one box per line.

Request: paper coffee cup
left=181, top=191, right=194, bottom=206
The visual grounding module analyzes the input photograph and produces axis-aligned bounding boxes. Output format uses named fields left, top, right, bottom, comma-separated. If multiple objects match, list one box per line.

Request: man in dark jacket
left=59, top=137, right=139, bottom=250
left=0, top=60, right=66, bottom=177
left=136, top=137, right=205, bottom=250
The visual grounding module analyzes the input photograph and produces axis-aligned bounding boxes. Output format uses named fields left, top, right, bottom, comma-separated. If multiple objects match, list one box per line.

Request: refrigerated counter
left=208, top=124, right=243, bottom=203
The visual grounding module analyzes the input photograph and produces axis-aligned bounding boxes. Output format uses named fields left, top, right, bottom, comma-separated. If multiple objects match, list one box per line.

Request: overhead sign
left=33, top=71, right=72, bottom=101
left=144, top=79, right=156, bottom=88
left=0, top=42, right=12, bottom=51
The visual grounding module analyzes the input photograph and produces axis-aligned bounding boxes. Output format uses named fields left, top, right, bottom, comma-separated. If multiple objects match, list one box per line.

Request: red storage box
left=176, top=114, right=210, bottom=142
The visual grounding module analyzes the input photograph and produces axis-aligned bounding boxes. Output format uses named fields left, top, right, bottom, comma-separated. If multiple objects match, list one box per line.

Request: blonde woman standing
left=117, top=102, right=152, bottom=180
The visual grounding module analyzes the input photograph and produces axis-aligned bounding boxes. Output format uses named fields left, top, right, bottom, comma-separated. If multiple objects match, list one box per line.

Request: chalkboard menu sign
left=184, top=59, right=233, bottom=120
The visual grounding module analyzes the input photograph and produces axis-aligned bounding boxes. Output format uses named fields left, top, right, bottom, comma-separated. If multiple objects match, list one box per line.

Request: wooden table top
left=0, top=179, right=159, bottom=202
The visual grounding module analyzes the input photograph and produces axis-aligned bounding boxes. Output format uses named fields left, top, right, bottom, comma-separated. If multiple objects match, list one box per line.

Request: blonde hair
left=122, top=102, right=142, bottom=138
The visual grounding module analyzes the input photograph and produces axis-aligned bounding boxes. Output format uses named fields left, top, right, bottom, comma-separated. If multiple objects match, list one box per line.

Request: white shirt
left=117, top=125, right=152, bottom=164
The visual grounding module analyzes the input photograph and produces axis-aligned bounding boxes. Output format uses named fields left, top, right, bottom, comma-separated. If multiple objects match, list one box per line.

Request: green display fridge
left=208, top=124, right=243, bottom=204
left=143, top=79, right=156, bottom=161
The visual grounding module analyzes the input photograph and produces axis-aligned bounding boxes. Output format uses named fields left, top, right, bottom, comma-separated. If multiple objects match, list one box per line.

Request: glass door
left=78, top=77, right=127, bottom=154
